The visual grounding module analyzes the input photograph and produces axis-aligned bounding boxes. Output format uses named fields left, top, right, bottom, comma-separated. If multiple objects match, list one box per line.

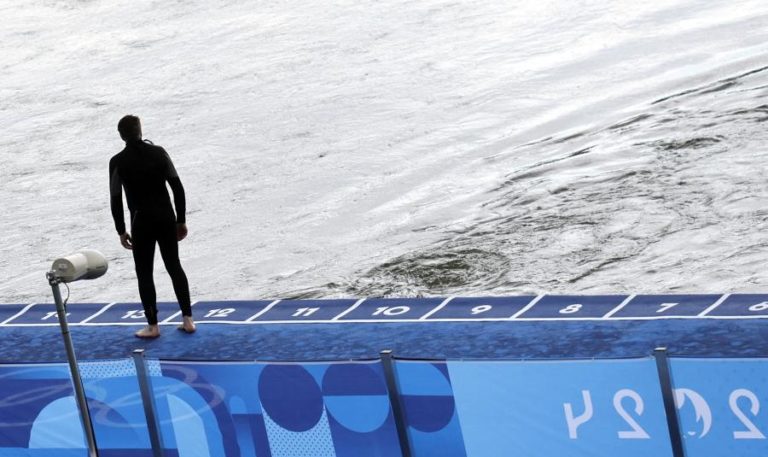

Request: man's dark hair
left=117, top=115, right=141, bottom=141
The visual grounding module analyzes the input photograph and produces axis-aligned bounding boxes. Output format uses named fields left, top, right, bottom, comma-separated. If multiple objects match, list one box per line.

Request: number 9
left=471, top=305, right=492, bottom=315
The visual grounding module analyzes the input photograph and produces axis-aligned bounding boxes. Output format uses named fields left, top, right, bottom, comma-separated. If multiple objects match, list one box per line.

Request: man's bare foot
left=178, top=316, right=196, bottom=334
left=135, top=325, right=160, bottom=339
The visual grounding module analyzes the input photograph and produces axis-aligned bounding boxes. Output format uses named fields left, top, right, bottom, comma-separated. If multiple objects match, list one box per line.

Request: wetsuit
left=109, top=139, right=191, bottom=325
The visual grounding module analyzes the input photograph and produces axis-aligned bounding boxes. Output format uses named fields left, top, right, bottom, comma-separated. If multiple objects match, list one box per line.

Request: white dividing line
left=5, top=323, right=62, bottom=327
left=603, top=294, right=637, bottom=319
left=331, top=298, right=366, bottom=321
left=698, top=294, right=730, bottom=317
left=80, top=302, right=117, bottom=324
left=181, top=320, right=250, bottom=325
left=510, top=295, right=543, bottom=319
left=77, top=322, right=148, bottom=327
left=245, top=300, right=281, bottom=322
left=160, top=313, right=181, bottom=324
left=160, top=301, right=198, bottom=324
left=0, top=303, right=37, bottom=325
left=419, top=297, right=455, bottom=320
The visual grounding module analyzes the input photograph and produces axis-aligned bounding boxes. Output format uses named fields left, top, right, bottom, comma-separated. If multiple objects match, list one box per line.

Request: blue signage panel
left=394, top=360, right=468, bottom=457
left=612, top=295, right=720, bottom=318
left=0, top=363, right=80, bottom=454
left=520, top=295, right=627, bottom=319
left=80, top=359, right=154, bottom=455
left=445, top=358, right=674, bottom=457
left=0, top=359, right=156, bottom=457
left=429, top=296, right=536, bottom=320
left=705, top=294, right=768, bottom=317
left=0, top=360, right=152, bottom=456
left=340, top=298, right=445, bottom=321
left=668, top=358, right=768, bottom=456
left=154, top=359, right=402, bottom=456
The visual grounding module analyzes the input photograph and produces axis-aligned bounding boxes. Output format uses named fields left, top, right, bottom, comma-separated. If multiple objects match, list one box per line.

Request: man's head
left=117, top=115, right=142, bottom=142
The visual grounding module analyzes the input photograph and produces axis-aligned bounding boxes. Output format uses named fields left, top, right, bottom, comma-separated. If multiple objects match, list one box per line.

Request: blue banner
left=441, top=358, right=673, bottom=457
left=0, top=360, right=153, bottom=457
left=393, top=360, right=467, bottom=457
left=0, top=363, right=83, bottom=456
left=669, top=358, right=768, bottom=456
left=152, top=359, right=402, bottom=457
left=3, top=354, right=768, bottom=456
left=0, top=359, right=402, bottom=457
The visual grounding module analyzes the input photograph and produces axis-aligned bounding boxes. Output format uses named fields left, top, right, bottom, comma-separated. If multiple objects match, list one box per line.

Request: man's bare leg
left=135, top=325, right=160, bottom=338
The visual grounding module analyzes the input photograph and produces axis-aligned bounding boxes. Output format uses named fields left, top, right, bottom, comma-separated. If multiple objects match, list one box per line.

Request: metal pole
left=47, top=272, right=99, bottom=457
left=653, top=347, right=686, bottom=457
left=380, top=350, right=413, bottom=457
left=132, top=349, right=165, bottom=457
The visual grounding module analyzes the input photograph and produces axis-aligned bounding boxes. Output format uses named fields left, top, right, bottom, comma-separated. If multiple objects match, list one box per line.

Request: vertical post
left=380, top=350, right=412, bottom=457
left=48, top=276, right=99, bottom=457
left=654, top=347, right=685, bottom=457
left=132, top=349, right=165, bottom=457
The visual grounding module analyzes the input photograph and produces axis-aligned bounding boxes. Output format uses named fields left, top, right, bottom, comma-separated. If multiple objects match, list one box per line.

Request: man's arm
left=109, top=158, right=126, bottom=234
left=109, top=158, right=132, bottom=249
left=162, top=149, right=188, bottom=240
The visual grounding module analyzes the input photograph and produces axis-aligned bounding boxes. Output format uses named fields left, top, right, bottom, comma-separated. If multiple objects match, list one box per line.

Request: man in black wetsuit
left=109, top=115, right=195, bottom=338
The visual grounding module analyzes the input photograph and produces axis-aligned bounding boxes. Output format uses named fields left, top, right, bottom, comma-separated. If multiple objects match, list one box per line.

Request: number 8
left=560, top=304, right=583, bottom=314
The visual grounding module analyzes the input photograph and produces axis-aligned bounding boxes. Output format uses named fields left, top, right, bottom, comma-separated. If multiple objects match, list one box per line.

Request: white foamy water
left=2, top=0, right=768, bottom=303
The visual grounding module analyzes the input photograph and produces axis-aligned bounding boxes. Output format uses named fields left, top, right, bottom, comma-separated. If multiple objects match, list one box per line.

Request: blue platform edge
left=1, top=294, right=767, bottom=362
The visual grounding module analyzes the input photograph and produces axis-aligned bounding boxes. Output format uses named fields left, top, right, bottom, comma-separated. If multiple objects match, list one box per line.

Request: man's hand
left=119, top=232, right=133, bottom=250
left=177, top=223, right=188, bottom=241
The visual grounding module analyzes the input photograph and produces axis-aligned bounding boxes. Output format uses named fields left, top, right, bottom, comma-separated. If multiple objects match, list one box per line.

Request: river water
left=2, top=0, right=768, bottom=304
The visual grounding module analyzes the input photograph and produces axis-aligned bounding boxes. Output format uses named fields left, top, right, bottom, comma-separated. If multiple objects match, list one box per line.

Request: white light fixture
left=51, top=249, right=108, bottom=283
left=46, top=249, right=108, bottom=457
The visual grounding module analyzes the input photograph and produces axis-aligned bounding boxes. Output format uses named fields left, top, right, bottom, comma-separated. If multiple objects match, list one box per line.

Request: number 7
left=657, top=303, right=678, bottom=313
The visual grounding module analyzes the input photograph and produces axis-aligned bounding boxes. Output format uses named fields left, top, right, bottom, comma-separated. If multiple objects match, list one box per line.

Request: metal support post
left=132, top=349, right=165, bottom=457
left=380, top=350, right=413, bottom=457
left=47, top=272, right=99, bottom=457
left=654, top=347, right=686, bottom=457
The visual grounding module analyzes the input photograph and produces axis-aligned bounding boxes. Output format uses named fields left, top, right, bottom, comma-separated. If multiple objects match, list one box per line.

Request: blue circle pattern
left=258, top=365, right=324, bottom=432
left=398, top=363, right=456, bottom=432
left=323, top=364, right=391, bottom=433
left=258, top=363, right=394, bottom=435
left=322, top=364, right=387, bottom=395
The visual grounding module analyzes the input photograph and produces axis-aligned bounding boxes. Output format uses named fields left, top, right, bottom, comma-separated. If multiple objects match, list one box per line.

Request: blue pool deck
left=1, top=294, right=766, bottom=362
